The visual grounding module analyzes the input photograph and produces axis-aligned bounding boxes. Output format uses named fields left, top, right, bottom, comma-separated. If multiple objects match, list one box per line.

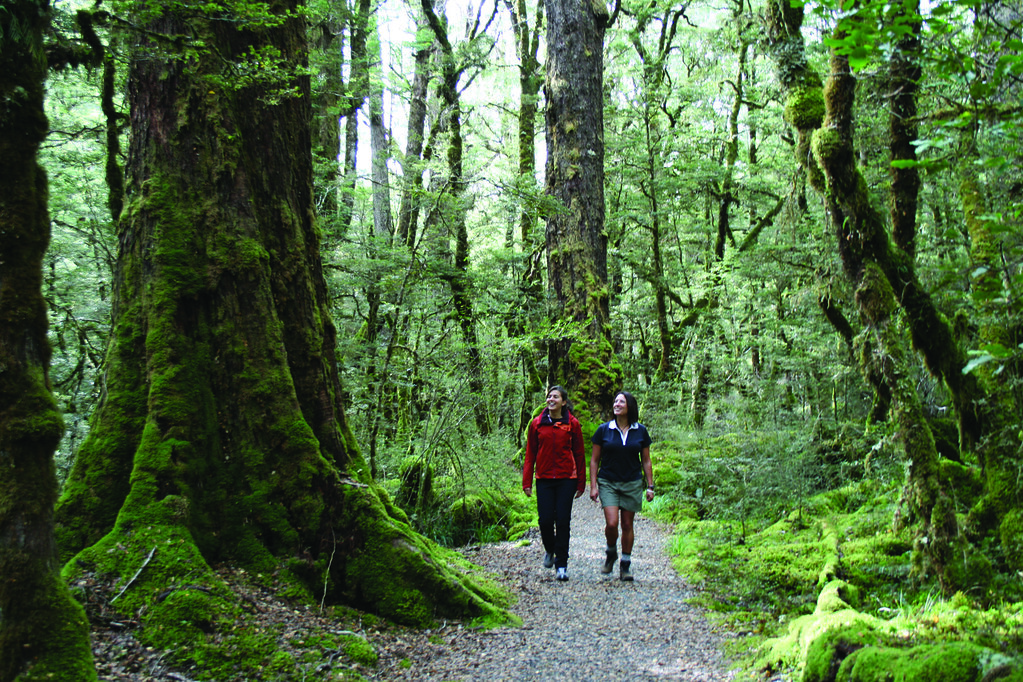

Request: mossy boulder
left=803, top=623, right=886, bottom=682
left=834, top=641, right=1018, bottom=682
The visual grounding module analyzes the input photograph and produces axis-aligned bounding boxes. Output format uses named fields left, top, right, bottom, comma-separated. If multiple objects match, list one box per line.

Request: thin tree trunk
left=887, top=0, right=921, bottom=260
left=502, top=0, right=545, bottom=438
left=715, top=40, right=748, bottom=260
left=312, top=14, right=343, bottom=217
left=396, top=38, right=432, bottom=249
left=338, top=0, right=372, bottom=239
left=422, top=0, right=492, bottom=435
left=365, top=21, right=396, bottom=475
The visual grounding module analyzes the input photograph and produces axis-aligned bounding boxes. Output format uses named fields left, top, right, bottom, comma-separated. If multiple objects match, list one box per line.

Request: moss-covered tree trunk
left=544, top=0, right=621, bottom=416
left=54, top=0, right=507, bottom=632
left=0, top=2, right=96, bottom=679
left=810, top=28, right=970, bottom=589
left=765, top=2, right=1001, bottom=589
left=396, top=36, right=431, bottom=250
left=311, top=12, right=343, bottom=218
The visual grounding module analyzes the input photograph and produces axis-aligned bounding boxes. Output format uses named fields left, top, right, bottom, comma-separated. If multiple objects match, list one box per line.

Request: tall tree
left=625, top=1, right=690, bottom=380
left=421, top=0, right=496, bottom=435
left=0, top=1, right=96, bottom=679
left=544, top=0, right=621, bottom=416
left=502, top=0, right=546, bottom=434
left=54, top=0, right=508, bottom=635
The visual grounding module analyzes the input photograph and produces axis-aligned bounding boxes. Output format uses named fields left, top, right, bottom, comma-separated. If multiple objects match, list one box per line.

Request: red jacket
left=523, top=409, right=586, bottom=494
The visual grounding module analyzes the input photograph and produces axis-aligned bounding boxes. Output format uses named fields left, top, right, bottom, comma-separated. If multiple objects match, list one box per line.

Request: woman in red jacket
left=522, top=385, right=585, bottom=581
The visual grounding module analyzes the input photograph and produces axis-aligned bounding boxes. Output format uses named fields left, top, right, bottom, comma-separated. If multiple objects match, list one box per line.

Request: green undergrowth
left=647, top=431, right=1023, bottom=681
left=379, top=437, right=536, bottom=548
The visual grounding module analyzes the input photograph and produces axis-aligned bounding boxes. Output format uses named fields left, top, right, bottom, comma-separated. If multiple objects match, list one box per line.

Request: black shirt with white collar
left=591, top=420, right=651, bottom=482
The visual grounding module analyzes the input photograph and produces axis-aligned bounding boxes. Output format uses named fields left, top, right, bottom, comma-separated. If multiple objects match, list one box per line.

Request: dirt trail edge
left=396, top=497, right=739, bottom=681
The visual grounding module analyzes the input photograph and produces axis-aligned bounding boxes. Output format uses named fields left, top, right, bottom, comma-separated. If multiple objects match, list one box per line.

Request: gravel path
left=394, top=496, right=738, bottom=681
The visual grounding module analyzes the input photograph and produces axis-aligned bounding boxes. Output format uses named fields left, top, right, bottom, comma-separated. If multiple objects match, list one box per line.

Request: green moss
left=267, top=650, right=295, bottom=672
left=396, top=456, right=434, bottom=509
left=937, top=460, right=983, bottom=510
left=336, top=483, right=517, bottom=628
left=785, top=84, right=825, bottom=130
left=448, top=492, right=509, bottom=544
left=942, top=544, right=993, bottom=597
left=2, top=572, right=96, bottom=682
left=758, top=608, right=880, bottom=676
left=341, top=634, right=378, bottom=667
left=803, top=623, right=885, bottom=682
left=810, top=128, right=845, bottom=174
left=999, top=509, right=1023, bottom=573
left=817, top=580, right=861, bottom=614
left=837, top=641, right=1000, bottom=682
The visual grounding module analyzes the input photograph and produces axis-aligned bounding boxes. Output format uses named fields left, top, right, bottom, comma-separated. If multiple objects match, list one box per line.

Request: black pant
left=535, top=478, right=576, bottom=569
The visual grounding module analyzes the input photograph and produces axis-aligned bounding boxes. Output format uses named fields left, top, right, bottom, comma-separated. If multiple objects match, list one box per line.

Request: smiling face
left=546, top=389, right=567, bottom=417
left=613, top=393, right=628, bottom=419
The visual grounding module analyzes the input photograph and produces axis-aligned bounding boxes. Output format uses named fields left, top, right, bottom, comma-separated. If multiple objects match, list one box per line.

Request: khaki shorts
left=597, top=477, right=644, bottom=512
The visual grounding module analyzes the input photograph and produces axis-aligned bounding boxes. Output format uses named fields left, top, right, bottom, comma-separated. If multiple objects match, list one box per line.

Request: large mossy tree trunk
left=544, top=0, right=621, bottom=417
left=0, top=2, right=96, bottom=679
left=54, top=0, right=508, bottom=631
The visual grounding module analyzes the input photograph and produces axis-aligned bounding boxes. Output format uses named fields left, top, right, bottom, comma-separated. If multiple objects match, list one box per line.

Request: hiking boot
left=601, top=548, right=618, bottom=575
left=620, top=560, right=633, bottom=581
left=543, top=552, right=554, bottom=568
left=556, top=567, right=569, bottom=581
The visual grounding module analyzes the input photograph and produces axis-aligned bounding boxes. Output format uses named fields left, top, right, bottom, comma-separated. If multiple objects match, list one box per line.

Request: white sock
left=622, top=554, right=631, bottom=563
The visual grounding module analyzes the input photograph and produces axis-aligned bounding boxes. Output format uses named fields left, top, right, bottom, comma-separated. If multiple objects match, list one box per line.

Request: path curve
left=395, top=497, right=737, bottom=681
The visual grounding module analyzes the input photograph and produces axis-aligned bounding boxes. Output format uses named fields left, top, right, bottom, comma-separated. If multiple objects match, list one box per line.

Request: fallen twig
left=110, top=546, right=157, bottom=603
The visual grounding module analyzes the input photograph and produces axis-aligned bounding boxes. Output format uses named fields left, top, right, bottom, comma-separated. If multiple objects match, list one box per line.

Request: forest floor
left=90, top=499, right=747, bottom=681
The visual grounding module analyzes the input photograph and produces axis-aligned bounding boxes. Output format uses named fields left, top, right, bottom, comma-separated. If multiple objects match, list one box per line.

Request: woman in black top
left=589, top=391, right=653, bottom=581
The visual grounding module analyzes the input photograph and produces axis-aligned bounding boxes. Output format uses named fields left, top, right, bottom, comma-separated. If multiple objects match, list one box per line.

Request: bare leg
left=603, top=505, right=620, bottom=548
left=621, top=509, right=636, bottom=555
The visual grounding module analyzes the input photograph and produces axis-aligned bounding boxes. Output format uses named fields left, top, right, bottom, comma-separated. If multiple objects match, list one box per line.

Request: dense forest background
left=4, top=0, right=1023, bottom=679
